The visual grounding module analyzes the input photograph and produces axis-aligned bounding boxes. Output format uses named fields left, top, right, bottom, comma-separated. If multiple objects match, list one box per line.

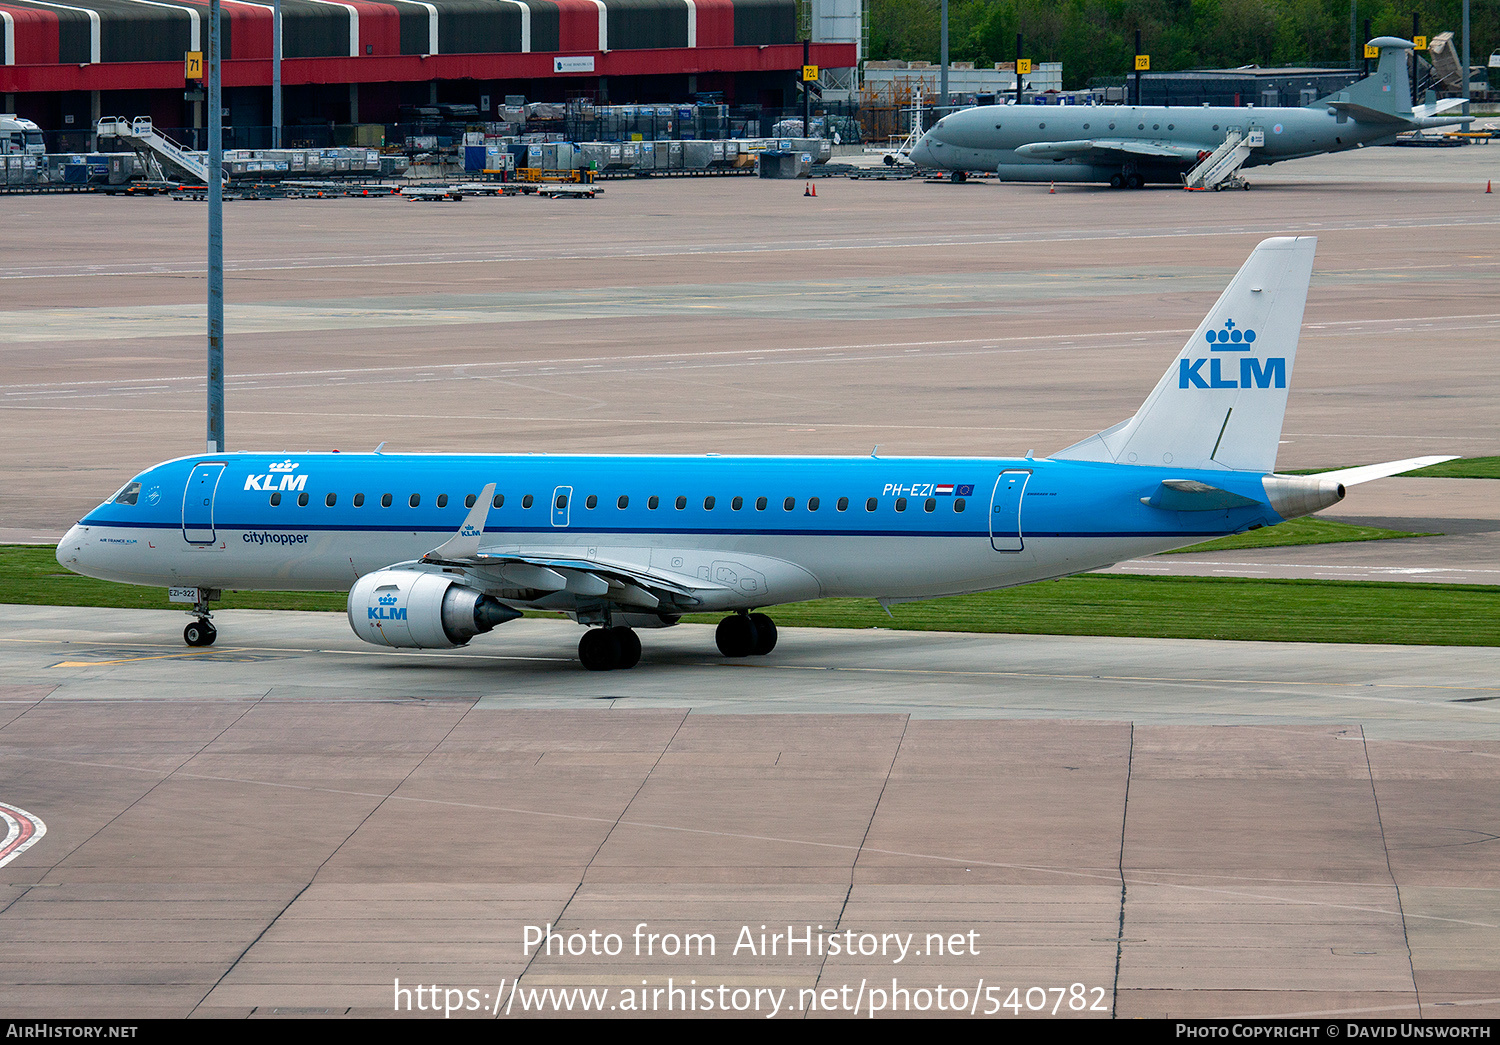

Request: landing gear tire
left=184, top=620, right=217, bottom=647
left=611, top=627, right=641, bottom=669
left=748, top=613, right=778, bottom=656
left=715, top=614, right=759, bottom=658
left=1109, top=173, right=1124, bottom=189
left=579, top=627, right=622, bottom=671
left=951, top=170, right=967, bottom=183
left=1125, top=173, right=1143, bottom=190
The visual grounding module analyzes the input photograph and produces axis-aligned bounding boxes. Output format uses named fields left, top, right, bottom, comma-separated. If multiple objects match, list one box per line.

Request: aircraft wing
left=420, top=550, right=724, bottom=610
left=1014, top=139, right=1203, bottom=162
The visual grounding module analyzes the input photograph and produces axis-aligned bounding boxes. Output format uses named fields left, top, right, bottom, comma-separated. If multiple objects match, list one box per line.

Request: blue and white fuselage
left=56, top=236, right=1452, bottom=669
left=61, top=451, right=1286, bottom=600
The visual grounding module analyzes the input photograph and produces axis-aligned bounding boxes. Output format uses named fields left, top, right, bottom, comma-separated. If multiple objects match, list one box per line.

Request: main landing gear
left=715, top=612, right=777, bottom=658
left=578, top=626, right=643, bottom=671
left=576, top=612, right=780, bottom=670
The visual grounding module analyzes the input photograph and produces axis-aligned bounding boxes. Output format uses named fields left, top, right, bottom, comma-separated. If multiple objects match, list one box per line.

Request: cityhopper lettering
left=1179, top=319, right=1286, bottom=390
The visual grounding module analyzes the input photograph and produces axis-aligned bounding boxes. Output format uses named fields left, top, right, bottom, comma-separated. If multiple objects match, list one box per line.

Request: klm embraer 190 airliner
left=58, top=237, right=1452, bottom=670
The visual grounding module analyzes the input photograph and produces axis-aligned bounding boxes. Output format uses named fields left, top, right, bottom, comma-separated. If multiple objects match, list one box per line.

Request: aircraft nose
left=910, top=132, right=937, bottom=167
left=56, top=524, right=87, bottom=572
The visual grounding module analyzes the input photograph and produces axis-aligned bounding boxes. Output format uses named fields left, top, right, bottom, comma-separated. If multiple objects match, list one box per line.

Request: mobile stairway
left=97, top=117, right=224, bottom=186
left=1183, top=127, right=1263, bottom=190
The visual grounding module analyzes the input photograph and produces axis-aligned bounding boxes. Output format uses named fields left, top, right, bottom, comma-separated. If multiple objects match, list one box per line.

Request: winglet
left=426, top=482, right=496, bottom=561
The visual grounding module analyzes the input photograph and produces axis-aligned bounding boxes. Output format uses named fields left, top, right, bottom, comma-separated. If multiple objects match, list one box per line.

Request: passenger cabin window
left=617, top=495, right=629, bottom=509
left=756, top=497, right=768, bottom=511
left=704, top=496, right=715, bottom=510
left=675, top=496, right=687, bottom=510
left=783, top=497, right=795, bottom=511
left=270, top=492, right=282, bottom=506
left=381, top=493, right=393, bottom=508
left=837, top=497, right=848, bottom=511
left=924, top=498, right=936, bottom=513
left=493, top=494, right=504, bottom=509
left=865, top=497, right=878, bottom=511
left=895, top=497, right=908, bottom=512
left=808, top=497, right=820, bottom=511
left=409, top=493, right=421, bottom=508
left=354, top=493, right=365, bottom=507
left=586, top=495, right=597, bottom=509
left=326, top=492, right=337, bottom=507
left=556, top=493, right=568, bottom=509
left=437, top=494, right=448, bottom=508
left=114, top=482, right=141, bottom=505
left=522, top=494, right=534, bottom=509
left=464, top=494, right=476, bottom=509
left=954, top=498, right=967, bottom=512
left=732, top=496, right=743, bottom=511
left=298, top=492, right=309, bottom=507
left=648, top=496, right=659, bottom=510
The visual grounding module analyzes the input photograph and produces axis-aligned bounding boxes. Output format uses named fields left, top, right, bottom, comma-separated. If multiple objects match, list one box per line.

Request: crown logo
left=1205, top=318, right=1256, bottom=346
left=268, top=459, right=299, bottom=473
left=378, top=593, right=399, bottom=606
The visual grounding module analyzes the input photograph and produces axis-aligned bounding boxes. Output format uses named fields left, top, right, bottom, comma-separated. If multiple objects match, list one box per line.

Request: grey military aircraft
left=909, top=38, right=1469, bottom=188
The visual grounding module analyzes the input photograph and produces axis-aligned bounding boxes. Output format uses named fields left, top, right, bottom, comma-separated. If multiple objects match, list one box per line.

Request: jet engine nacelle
left=349, top=569, right=521, bottom=648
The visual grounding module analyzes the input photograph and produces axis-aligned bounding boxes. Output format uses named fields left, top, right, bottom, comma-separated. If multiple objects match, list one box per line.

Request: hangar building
left=0, top=0, right=856, bottom=143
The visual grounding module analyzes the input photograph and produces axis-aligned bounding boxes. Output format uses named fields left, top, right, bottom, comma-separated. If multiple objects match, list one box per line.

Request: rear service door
left=182, top=462, right=226, bottom=544
left=989, top=469, right=1031, bottom=552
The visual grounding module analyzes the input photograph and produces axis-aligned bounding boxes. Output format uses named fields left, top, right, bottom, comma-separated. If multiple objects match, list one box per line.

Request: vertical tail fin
left=1053, top=236, right=1316, bottom=473
left=1316, top=37, right=1417, bottom=118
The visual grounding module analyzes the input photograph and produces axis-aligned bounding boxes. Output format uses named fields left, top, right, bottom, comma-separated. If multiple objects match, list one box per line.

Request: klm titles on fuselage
left=244, top=460, right=308, bottom=492
left=1179, top=320, right=1286, bottom=390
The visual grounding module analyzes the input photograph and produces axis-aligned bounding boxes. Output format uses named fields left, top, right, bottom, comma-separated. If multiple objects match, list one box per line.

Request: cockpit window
left=113, top=482, right=141, bottom=505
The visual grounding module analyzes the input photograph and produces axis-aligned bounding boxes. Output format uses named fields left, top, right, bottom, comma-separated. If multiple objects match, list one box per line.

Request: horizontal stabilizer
left=1325, top=100, right=1411, bottom=125
left=1142, top=479, right=1263, bottom=512
left=1306, top=455, right=1459, bottom=486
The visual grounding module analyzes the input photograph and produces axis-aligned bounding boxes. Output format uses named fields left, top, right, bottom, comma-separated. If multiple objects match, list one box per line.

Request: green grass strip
left=11, top=545, right=1496, bottom=647
left=1400, top=456, right=1500, bottom=480
left=1158, top=516, right=1433, bottom=555
left=685, top=574, right=1500, bottom=647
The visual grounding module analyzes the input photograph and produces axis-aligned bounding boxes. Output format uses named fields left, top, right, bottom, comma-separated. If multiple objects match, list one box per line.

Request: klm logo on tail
left=1180, top=319, right=1285, bottom=389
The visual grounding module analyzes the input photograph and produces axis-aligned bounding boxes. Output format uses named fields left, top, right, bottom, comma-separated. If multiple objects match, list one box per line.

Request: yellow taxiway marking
left=52, top=649, right=249, bottom=667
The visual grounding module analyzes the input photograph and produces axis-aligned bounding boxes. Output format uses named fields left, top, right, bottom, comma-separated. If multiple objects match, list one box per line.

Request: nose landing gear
left=184, top=618, right=217, bottom=647
left=181, top=589, right=218, bottom=647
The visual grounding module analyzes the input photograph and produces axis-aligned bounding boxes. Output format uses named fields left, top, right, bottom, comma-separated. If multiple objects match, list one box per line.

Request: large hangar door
left=989, top=469, right=1031, bottom=552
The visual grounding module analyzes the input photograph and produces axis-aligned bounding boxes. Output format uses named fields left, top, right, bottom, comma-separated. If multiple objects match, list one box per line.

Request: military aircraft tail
left=1319, top=37, right=1419, bottom=119
left=1053, top=236, right=1317, bottom=473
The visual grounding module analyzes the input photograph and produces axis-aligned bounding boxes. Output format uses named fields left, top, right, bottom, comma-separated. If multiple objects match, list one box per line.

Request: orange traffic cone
left=810, top=182, right=817, bottom=197
left=804, top=183, right=811, bottom=196
left=1488, top=180, right=1493, bottom=193
left=1049, top=181, right=1055, bottom=194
